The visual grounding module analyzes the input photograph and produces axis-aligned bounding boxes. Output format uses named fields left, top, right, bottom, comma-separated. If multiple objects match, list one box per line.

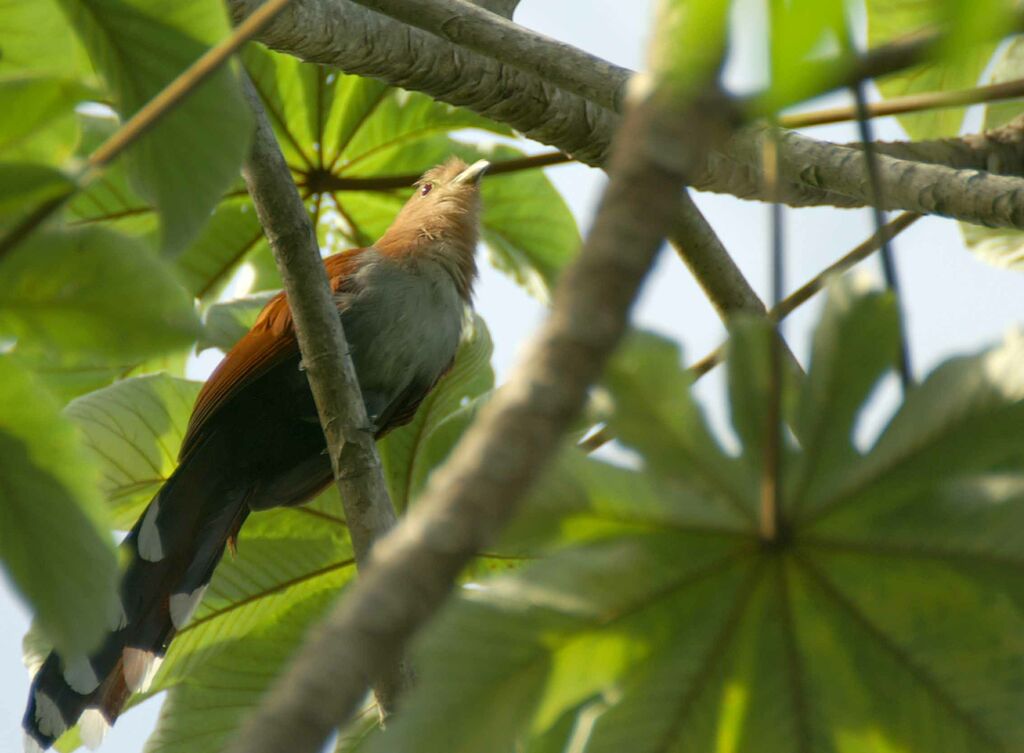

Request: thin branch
left=782, top=75, right=1024, bottom=129
left=227, top=78, right=742, bottom=753
left=697, top=212, right=922, bottom=375
left=0, top=0, right=295, bottom=260
left=761, top=130, right=783, bottom=542
left=849, top=80, right=914, bottom=391
left=580, top=212, right=921, bottom=455
left=304, top=151, right=571, bottom=192
left=238, top=75, right=409, bottom=713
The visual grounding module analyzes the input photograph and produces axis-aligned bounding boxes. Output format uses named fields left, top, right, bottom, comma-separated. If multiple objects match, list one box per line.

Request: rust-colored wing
left=180, top=249, right=369, bottom=458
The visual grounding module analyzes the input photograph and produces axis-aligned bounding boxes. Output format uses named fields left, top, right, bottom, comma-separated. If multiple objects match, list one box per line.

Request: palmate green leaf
left=67, top=112, right=270, bottom=300
left=604, top=330, right=754, bottom=527
left=0, top=75, right=89, bottom=162
left=725, top=316, right=803, bottom=473
left=64, top=374, right=202, bottom=527
left=867, top=0, right=1002, bottom=139
left=0, top=356, right=118, bottom=658
left=72, top=45, right=577, bottom=304
left=57, top=0, right=252, bottom=255
left=766, top=0, right=847, bottom=110
left=0, top=225, right=200, bottom=359
left=144, top=587, right=348, bottom=753
left=959, top=36, right=1024, bottom=273
left=379, top=313, right=494, bottom=511
left=11, top=343, right=191, bottom=405
left=366, top=531, right=751, bottom=753
left=812, top=330, right=1024, bottom=520
left=373, top=284, right=1024, bottom=753
left=0, top=163, right=76, bottom=231
left=790, top=283, right=898, bottom=515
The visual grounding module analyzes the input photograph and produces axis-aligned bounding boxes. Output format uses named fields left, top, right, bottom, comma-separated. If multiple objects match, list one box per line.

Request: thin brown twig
left=0, top=0, right=295, bottom=260
left=579, top=212, right=922, bottom=455
left=782, top=76, right=1024, bottom=129
left=302, top=150, right=572, bottom=192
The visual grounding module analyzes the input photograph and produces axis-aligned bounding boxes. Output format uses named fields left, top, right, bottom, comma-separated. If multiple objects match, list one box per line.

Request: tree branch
left=227, top=0, right=1024, bottom=218
left=346, top=0, right=630, bottom=111
left=238, top=76, right=409, bottom=713
left=227, top=74, right=742, bottom=753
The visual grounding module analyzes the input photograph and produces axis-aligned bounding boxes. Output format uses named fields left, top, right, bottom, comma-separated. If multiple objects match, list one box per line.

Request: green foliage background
left=2, top=0, right=1023, bottom=751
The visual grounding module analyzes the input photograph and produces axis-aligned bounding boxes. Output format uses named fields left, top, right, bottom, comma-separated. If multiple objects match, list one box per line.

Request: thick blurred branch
left=227, top=74, right=742, bottom=753
left=239, top=76, right=408, bottom=712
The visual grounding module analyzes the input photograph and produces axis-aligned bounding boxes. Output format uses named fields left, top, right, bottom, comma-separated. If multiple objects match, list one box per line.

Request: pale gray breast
left=338, top=251, right=466, bottom=424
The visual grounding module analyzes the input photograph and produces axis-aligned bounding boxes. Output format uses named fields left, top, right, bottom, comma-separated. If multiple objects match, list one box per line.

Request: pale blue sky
left=3, top=1, right=1022, bottom=751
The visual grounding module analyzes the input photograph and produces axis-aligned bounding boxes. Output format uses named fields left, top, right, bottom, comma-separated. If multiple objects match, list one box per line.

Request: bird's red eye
left=420, top=183, right=433, bottom=196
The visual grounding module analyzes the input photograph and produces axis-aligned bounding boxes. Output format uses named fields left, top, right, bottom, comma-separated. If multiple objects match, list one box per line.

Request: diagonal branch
left=238, top=75, right=409, bottom=713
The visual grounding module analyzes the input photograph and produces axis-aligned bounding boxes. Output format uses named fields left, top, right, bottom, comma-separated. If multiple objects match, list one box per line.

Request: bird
left=23, top=156, right=491, bottom=751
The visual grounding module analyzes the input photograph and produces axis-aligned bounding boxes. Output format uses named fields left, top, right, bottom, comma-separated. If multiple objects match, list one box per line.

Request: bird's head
left=375, top=157, right=490, bottom=297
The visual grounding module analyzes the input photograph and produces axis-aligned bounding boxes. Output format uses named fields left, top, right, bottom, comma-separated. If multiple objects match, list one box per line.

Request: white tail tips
left=79, top=708, right=111, bottom=750
left=169, top=585, right=208, bottom=630
left=122, top=648, right=162, bottom=693
left=62, top=655, right=100, bottom=694
left=32, top=690, right=65, bottom=739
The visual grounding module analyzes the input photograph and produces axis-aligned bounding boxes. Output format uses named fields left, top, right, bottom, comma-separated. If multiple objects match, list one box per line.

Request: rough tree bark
left=227, top=0, right=1024, bottom=222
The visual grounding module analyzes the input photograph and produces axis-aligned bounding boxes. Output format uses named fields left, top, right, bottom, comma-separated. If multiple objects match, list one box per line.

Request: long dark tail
left=23, top=433, right=250, bottom=751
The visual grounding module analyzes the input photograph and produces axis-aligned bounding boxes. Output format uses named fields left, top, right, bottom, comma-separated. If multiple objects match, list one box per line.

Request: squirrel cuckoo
left=23, top=157, right=490, bottom=751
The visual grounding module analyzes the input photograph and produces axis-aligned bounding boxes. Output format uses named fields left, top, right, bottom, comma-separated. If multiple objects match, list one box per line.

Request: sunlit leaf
left=867, top=0, right=1002, bottom=138
left=0, top=225, right=200, bottom=359
left=57, top=0, right=252, bottom=254
left=959, top=36, right=1024, bottom=273
left=0, top=355, right=117, bottom=657
left=370, top=286, right=1024, bottom=753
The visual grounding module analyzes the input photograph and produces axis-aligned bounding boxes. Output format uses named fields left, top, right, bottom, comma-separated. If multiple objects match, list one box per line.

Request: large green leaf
left=57, top=0, right=252, bottom=255
left=0, top=225, right=200, bottom=359
left=367, top=284, right=1024, bottom=753
left=73, top=46, right=579, bottom=303
left=867, top=0, right=1001, bottom=139
left=959, top=36, right=1024, bottom=273
left=790, top=282, right=898, bottom=515
left=0, top=163, right=76, bottom=231
left=604, top=331, right=754, bottom=527
left=64, top=374, right=202, bottom=527
left=0, top=355, right=118, bottom=658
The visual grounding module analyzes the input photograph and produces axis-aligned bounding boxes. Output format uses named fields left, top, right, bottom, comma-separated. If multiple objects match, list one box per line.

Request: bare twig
left=238, top=76, right=409, bottom=713
left=226, top=74, right=741, bottom=753
left=695, top=212, right=922, bottom=377
left=0, top=0, right=295, bottom=260
left=304, top=151, right=572, bottom=192
left=761, top=131, right=783, bottom=542
left=849, top=80, right=914, bottom=391
left=782, top=76, right=1024, bottom=129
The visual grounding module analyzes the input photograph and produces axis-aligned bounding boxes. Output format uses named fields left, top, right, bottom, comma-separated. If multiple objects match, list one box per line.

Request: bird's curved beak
left=452, top=159, right=491, bottom=185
